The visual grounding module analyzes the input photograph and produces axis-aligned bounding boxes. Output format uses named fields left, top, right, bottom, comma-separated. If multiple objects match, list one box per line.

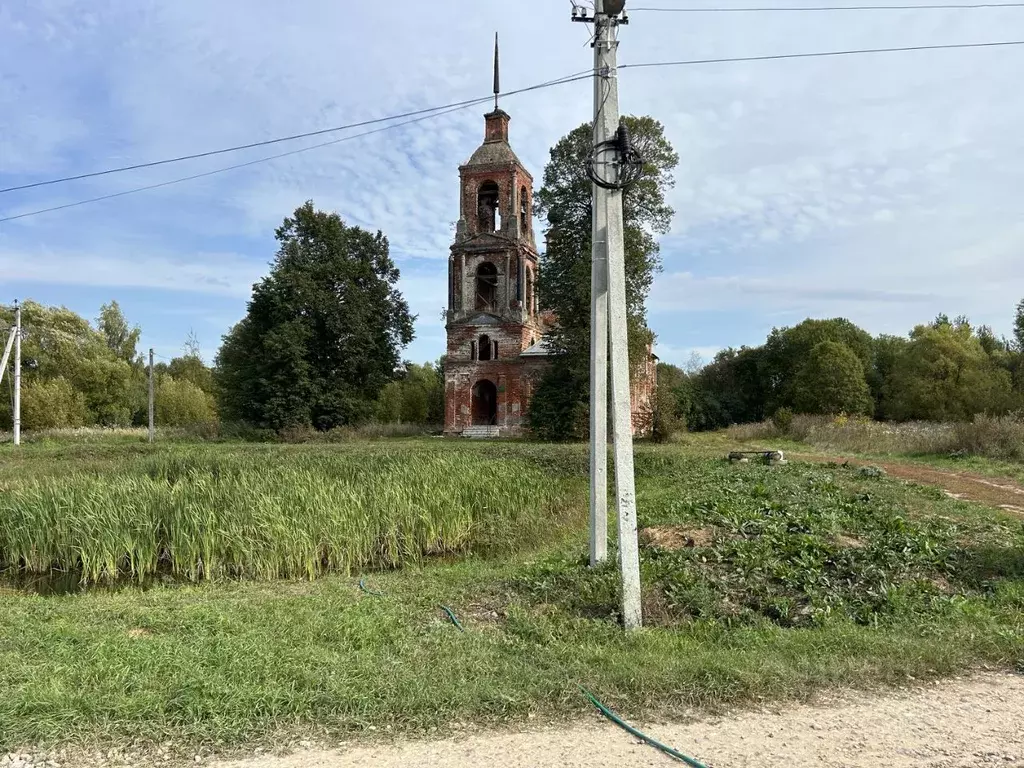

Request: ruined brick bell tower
left=443, top=35, right=549, bottom=437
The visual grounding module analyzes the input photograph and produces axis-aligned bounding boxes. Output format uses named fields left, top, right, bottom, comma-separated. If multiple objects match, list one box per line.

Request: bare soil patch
left=639, top=526, right=715, bottom=551
left=796, top=453, right=1024, bottom=515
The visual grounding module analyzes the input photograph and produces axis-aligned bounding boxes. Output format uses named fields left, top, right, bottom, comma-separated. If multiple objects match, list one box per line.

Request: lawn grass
left=1, top=436, right=1023, bottom=755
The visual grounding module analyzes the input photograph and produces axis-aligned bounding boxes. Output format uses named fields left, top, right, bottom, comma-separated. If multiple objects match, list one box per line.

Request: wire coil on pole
left=587, top=122, right=645, bottom=190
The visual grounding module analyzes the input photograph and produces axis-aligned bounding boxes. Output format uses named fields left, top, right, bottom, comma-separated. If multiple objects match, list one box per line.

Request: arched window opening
left=478, top=181, right=500, bottom=233
left=479, top=334, right=492, bottom=362
left=493, top=340, right=499, bottom=359
left=475, top=262, right=498, bottom=312
left=470, top=340, right=477, bottom=361
left=520, top=186, right=529, bottom=231
left=525, top=268, right=535, bottom=318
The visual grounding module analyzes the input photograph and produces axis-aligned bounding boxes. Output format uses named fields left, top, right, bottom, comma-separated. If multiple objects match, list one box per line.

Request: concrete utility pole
left=148, top=348, right=155, bottom=444
left=13, top=300, right=21, bottom=446
left=588, top=20, right=610, bottom=568
left=576, top=0, right=642, bottom=628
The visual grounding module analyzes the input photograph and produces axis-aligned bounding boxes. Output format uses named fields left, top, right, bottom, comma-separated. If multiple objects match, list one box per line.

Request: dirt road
left=213, top=672, right=1024, bottom=767
left=796, top=453, right=1024, bottom=515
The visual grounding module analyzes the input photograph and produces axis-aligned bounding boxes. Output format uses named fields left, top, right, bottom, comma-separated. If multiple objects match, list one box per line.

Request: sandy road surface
left=213, top=672, right=1024, bottom=768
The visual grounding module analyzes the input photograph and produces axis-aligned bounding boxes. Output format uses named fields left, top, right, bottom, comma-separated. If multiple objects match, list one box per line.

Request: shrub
left=17, top=377, right=89, bottom=430
left=951, top=413, right=1024, bottom=461
left=772, top=407, right=794, bottom=435
left=156, top=376, right=218, bottom=427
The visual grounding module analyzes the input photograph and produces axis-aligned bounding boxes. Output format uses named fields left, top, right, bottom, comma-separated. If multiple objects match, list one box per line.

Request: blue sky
left=3, top=1, right=1024, bottom=368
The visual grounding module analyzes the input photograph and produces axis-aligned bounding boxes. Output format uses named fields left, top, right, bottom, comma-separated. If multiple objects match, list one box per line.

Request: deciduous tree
left=216, top=201, right=415, bottom=430
left=792, top=340, right=873, bottom=415
left=529, top=116, right=678, bottom=439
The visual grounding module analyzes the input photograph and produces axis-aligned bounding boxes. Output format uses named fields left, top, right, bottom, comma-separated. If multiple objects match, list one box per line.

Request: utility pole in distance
left=13, top=300, right=21, bottom=446
left=148, top=348, right=155, bottom=444
left=573, top=0, right=642, bottom=628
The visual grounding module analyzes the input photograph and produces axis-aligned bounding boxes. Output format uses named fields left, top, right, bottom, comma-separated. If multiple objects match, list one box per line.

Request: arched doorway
left=471, top=379, right=498, bottom=426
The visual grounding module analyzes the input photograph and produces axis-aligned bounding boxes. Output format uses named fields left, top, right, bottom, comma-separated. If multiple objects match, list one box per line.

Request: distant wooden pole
left=148, top=348, right=155, bottom=444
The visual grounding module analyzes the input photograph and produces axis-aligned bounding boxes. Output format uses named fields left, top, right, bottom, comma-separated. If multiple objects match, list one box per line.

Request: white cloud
left=0, top=248, right=264, bottom=297
left=3, top=0, right=1024, bottom=359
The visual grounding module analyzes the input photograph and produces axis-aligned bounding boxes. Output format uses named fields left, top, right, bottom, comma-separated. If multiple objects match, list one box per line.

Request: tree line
left=7, top=114, right=1017, bottom=439
left=656, top=305, right=1024, bottom=433
left=0, top=202, right=442, bottom=434
left=0, top=300, right=217, bottom=430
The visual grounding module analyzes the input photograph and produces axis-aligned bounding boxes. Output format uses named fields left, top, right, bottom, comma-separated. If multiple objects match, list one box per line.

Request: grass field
left=2, top=435, right=1023, bottom=756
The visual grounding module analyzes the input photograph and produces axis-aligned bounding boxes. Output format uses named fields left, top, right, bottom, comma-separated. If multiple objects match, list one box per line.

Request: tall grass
left=0, top=447, right=581, bottom=582
left=729, top=413, right=1024, bottom=461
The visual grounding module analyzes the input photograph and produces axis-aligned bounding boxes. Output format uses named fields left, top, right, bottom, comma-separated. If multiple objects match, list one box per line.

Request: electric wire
left=0, top=101, right=487, bottom=224
left=618, top=38, right=1024, bottom=69
left=630, top=1, right=1024, bottom=10
left=0, top=72, right=594, bottom=224
left=0, top=70, right=593, bottom=196
left=5, top=41, right=1023, bottom=224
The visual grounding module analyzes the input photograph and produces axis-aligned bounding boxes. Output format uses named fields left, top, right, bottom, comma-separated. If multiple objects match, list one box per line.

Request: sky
left=2, top=0, right=1024, bottom=368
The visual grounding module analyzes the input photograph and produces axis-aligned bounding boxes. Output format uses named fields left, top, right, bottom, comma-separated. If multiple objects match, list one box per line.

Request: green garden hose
left=439, top=604, right=465, bottom=632
left=577, top=685, right=710, bottom=768
left=356, top=581, right=710, bottom=765
left=358, top=578, right=383, bottom=596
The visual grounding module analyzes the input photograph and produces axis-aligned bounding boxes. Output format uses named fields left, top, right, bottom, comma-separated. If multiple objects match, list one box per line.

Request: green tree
left=792, top=341, right=873, bottom=415
left=685, top=347, right=765, bottom=430
left=0, top=300, right=146, bottom=428
left=156, top=375, right=217, bottom=426
left=527, top=365, right=589, bottom=441
left=73, top=356, right=140, bottom=426
left=216, top=201, right=415, bottom=430
left=1014, top=298, right=1024, bottom=351
left=529, top=115, right=679, bottom=438
left=761, top=318, right=873, bottom=413
left=399, top=362, right=443, bottom=424
left=870, top=334, right=910, bottom=418
left=375, top=381, right=404, bottom=424
left=651, top=362, right=686, bottom=442
left=885, top=321, right=1014, bottom=421
left=19, top=377, right=89, bottom=430
left=97, top=301, right=141, bottom=363
left=167, top=334, right=215, bottom=395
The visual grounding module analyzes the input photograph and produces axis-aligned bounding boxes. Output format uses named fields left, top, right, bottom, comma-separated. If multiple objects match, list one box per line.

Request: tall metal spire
left=493, top=32, right=500, bottom=110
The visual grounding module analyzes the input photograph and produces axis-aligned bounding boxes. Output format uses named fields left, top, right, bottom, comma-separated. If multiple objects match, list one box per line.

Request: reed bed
left=0, top=447, right=580, bottom=582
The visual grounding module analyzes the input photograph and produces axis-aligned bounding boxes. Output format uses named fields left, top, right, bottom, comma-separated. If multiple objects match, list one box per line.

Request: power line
left=0, top=71, right=593, bottom=224
left=0, top=102, right=481, bottom=195
left=0, top=103, right=478, bottom=223
left=630, top=2, right=1024, bottom=10
left=619, top=38, right=1024, bottom=69
left=4, top=40, right=1024, bottom=224
left=0, top=70, right=592, bottom=196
